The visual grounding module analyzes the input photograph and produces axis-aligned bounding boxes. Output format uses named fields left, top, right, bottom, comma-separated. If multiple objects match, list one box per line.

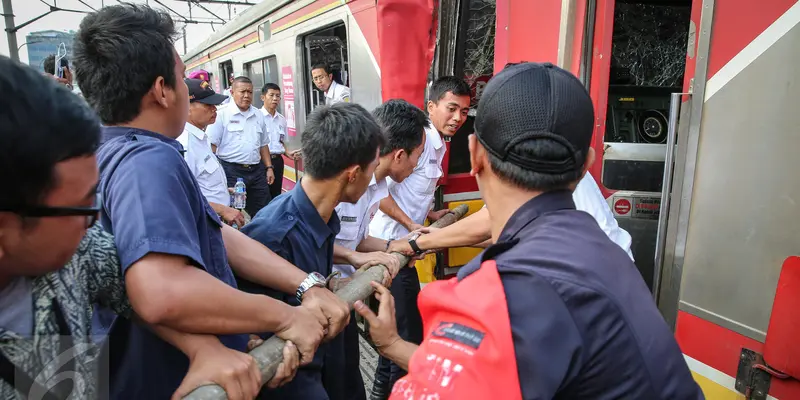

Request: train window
left=245, top=56, right=280, bottom=110
left=302, top=23, right=349, bottom=114
left=219, top=60, right=234, bottom=90
left=601, top=0, right=691, bottom=192
left=447, top=0, right=496, bottom=175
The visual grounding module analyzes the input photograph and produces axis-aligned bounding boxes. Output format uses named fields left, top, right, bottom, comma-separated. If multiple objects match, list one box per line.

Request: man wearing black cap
left=178, top=78, right=246, bottom=228
left=356, top=62, right=703, bottom=399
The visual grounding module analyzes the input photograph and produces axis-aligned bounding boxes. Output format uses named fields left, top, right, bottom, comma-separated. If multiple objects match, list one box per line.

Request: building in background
left=25, top=30, right=76, bottom=72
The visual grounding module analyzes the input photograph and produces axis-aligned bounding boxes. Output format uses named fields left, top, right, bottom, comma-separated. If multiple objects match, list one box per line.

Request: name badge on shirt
left=229, top=119, right=240, bottom=125
left=428, top=158, right=438, bottom=165
left=341, top=216, right=358, bottom=223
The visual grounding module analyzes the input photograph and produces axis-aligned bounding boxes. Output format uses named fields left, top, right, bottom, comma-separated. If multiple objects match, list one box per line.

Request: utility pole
left=182, top=25, right=187, bottom=55
left=2, top=0, right=19, bottom=62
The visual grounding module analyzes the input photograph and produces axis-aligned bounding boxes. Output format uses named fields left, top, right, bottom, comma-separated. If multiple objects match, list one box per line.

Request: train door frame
left=244, top=55, right=280, bottom=110
left=219, top=59, right=234, bottom=91
left=299, top=21, right=351, bottom=116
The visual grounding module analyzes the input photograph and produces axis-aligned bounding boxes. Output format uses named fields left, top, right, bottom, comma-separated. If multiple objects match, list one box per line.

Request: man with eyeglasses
left=311, top=63, right=351, bottom=106
left=0, top=56, right=286, bottom=400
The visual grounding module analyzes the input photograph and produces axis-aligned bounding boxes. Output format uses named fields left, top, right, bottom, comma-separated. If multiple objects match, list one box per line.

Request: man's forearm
left=222, top=224, right=306, bottom=294
left=416, top=207, right=491, bottom=251
left=146, top=320, right=221, bottom=360
left=126, top=253, right=295, bottom=335
left=356, top=236, right=390, bottom=253
left=333, top=244, right=354, bottom=265
left=260, top=147, right=273, bottom=167
left=379, top=340, right=418, bottom=372
left=379, top=195, right=416, bottom=231
left=209, top=202, right=230, bottom=216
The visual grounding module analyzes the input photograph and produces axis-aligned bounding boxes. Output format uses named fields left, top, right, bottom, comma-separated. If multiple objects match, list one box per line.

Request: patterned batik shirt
left=0, top=225, right=131, bottom=400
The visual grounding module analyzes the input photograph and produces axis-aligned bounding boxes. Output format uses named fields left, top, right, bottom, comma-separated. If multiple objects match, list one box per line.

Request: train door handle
left=652, top=92, right=689, bottom=300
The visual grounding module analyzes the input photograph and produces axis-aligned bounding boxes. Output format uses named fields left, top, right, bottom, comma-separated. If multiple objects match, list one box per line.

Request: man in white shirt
left=367, top=77, right=472, bottom=399
left=207, top=76, right=275, bottom=217
left=311, top=63, right=351, bottom=105
left=390, top=172, right=635, bottom=260
left=327, top=99, right=427, bottom=400
left=260, top=82, right=289, bottom=200
left=177, top=79, right=246, bottom=228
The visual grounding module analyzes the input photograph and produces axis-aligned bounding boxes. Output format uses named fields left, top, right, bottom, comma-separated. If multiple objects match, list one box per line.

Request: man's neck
left=481, top=177, right=543, bottom=243
left=301, top=177, right=344, bottom=223
left=374, top=157, right=392, bottom=181
left=265, top=107, right=277, bottom=116
left=237, top=105, right=250, bottom=113
left=187, top=120, right=206, bottom=131
left=113, top=112, right=179, bottom=139
left=0, top=272, right=12, bottom=291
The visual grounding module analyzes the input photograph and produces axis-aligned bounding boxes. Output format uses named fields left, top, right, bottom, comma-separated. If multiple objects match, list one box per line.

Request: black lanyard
left=0, top=299, right=74, bottom=400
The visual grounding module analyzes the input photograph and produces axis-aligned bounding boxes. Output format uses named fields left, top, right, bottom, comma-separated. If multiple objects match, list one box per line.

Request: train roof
left=182, top=0, right=290, bottom=63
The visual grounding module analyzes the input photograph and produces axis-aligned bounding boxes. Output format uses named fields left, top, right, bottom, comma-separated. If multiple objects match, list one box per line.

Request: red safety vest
left=389, top=260, right=522, bottom=400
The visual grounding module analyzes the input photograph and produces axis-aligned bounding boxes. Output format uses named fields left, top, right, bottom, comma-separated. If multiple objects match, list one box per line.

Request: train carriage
left=183, top=1, right=800, bottom=398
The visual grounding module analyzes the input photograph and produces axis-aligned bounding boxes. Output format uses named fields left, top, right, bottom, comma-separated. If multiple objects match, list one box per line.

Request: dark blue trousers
left=372, top=266, right=423, bottom=395
left=220, top=160, right=271, bottom=218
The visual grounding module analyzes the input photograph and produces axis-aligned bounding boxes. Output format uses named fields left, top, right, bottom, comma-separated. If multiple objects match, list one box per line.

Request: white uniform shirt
left=261, top=108, right=287, bottom=155
left=207, top=102, right=270, bottom=165
left=178, top=122, right=231, bottom=206
left=333, top=176, right=390, bottom=277
left=478, top=172, right=634, bottom=259
left=369, top=122, right=445, bottom=240
left=324, top=80, right=351, bottom=105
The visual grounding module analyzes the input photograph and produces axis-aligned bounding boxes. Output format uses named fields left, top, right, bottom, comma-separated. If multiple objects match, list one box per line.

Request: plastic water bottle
left=233, top=178, right=246, bottom=210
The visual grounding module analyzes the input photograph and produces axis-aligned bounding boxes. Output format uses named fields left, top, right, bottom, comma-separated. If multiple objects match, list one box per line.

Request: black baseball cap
left=185, top=78, right=228, bottom=105
left=474, top=62, right=595, bottom=174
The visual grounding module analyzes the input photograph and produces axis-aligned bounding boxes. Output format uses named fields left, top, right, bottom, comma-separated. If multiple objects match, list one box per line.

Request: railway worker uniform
left=368, top=120, right=445, bottom=393
left=92, top=126, right=249, bottom=399
left=261, top=106, right=288, bottom=200
left=381, top=63, right=703, bottom=400
left=177, top=80, right=231, bottom=209
left=325, top=80, right=351, bottom=105
left=240, top=182, right=345, bottom=400
left=207, top=100, right=272, bottom=217
left=332, top=175, right=390, bottom=400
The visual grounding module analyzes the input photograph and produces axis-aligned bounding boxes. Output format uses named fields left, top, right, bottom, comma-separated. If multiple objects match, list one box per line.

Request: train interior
left=303, top=23, right=349, bottom=114
left=601, top=0, right=692, bottom=290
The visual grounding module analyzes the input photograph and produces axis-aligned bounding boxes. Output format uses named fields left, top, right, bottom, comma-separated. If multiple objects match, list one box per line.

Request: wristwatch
left=408, top=232, right=424, bottom=256
left=296, top=272, right=326, bottom=302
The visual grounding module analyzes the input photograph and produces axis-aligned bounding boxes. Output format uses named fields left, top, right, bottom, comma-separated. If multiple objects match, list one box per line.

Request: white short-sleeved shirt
left=178, top=122, right=230, bottom=206
left=207, top=102, right=270, bottom=165
left=261, top=108, right=287, bottom=155
left=325, top=80, right=351, bottom=105
left=333, top=176, right=390, bottom=277
left=369, top=121, right=445, bottom=240
left=479, top=172, right=634, bottom=260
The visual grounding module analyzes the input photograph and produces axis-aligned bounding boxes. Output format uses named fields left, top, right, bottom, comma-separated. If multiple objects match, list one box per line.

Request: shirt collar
left=325, top=81, right=337, bottom=99
left=290, top=181, right=341, bottom=247
left=184, top=122, right=206, bottom=140
left=228, top=101, right=255, bottom=117
left=102, top=126, right=182, bottom=153
left=498, top=190, right=576, bottom=242
left=426, top=120, right=444, bottom=150
left=261, top=108, right=284, bottom=121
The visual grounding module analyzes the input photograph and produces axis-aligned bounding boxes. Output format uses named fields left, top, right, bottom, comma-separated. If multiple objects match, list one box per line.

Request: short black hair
left=233, top=76, right=252, bottom=86
left=43, top=54, right=56, bottom=75
left=488, top=140, right=584, bottom=191
left=0, top=56, right=100, bottom=211
left=428, top=76, right=471, bottom=103
left=301, top=103, right=385, bottom=180
left=372, top=99, right=427, bottom=157
left=261, top=82, right=280, bottom=93
left=311, top=63, right=331, bottom=75
left=73, top=4, right=178, bottom=125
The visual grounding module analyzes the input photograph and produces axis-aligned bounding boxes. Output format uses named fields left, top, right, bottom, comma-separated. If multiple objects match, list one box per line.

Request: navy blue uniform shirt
left=93, top=127, right=249, bottom=399
left=240, top=183, right=341, bottom=399
left=457, top=190, right=703, bottom=400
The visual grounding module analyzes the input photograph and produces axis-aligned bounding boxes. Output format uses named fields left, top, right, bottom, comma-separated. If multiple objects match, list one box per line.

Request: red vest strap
left=389, top=260, right=522, bottom=400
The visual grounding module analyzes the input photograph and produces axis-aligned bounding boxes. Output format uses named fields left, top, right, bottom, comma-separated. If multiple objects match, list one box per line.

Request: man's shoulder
left=243, top=196, right=298, bottom=242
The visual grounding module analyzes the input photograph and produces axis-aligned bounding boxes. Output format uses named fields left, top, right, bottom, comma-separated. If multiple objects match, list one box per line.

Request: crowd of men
left=0, top=3, right=705, bottom=400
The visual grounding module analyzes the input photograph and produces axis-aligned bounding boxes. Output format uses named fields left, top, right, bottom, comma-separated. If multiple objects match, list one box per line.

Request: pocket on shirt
left=419, top=163, right=442, bottom=194
left=338, top=220, right=361, bottom=242
left=202, top=157, right=220, bottom=175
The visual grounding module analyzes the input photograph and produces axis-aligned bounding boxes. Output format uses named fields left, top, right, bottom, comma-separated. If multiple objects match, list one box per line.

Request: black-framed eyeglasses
left=0, top=192, right=103, bottom=228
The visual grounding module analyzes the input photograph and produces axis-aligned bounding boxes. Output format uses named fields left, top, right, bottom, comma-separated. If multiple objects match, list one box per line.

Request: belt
left=221, top=160, right=260, bottom=169
left=270, top=153, right=283, bottom=158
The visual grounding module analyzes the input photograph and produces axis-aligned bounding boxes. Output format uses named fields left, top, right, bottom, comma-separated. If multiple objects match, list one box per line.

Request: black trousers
left=322, top=312, right=367, bottom=400
left=269, top=154, right=285, bottom=200
left=220, top=160, right=271, bottom=218
left=372, top=266, right=423, bottom=395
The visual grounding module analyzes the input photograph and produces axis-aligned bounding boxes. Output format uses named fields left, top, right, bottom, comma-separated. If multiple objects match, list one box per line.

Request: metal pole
left=182, top=204, right=471, bottom=400
left=2, top=0, right=19, bottom=62
left=182, top=25, right=187, bottom=55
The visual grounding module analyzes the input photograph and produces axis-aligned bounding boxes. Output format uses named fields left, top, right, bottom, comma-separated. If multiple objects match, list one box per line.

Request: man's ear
left=468, top=134, right=485, bottom=177
left=345, top=165, right=361, bottom=184
left=393, top=149, right=406, bottom=163
left=426, top=100, right=436, bottom=115
left=580, top=147, right=596, bottom=180
left=151, top=76, right=170, bottom=109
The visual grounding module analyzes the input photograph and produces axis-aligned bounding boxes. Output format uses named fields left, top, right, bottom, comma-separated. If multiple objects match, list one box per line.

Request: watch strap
left=408, top=237, right=424, bottom=255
